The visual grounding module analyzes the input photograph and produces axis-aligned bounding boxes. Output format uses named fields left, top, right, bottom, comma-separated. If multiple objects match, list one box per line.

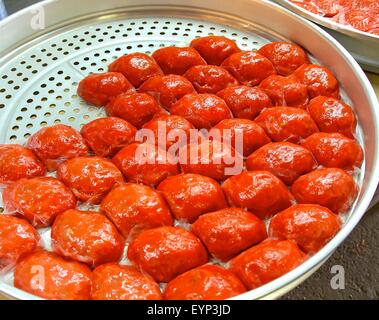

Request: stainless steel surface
left=0, top=0, right=378, bottom=300
left=275, top=0, right=379, bottom=73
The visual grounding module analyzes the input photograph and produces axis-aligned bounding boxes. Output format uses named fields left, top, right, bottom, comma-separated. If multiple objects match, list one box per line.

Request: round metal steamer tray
left=0, top=0, right=378, bottom=300
left=275, top=0, right=379, bottom=73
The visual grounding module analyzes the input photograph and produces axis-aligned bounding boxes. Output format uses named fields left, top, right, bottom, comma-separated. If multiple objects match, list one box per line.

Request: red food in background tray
left=290, top=0, right=379, bottom=35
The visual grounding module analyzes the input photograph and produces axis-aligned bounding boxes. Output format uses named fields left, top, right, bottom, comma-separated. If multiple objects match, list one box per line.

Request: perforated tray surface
left=0, top=10, right=282, bottom=210
left=0, top=7, right=365, bottom=299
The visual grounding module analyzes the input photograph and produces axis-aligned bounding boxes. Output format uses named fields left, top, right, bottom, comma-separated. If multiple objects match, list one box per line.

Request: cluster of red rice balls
left=0, top=36, right=363, bottom=300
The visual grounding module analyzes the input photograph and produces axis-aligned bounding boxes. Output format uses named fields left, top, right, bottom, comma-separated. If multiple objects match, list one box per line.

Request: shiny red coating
left=105, top=92, right=164, bottom=129
left=112, top=143, right=179, bottom=187
left=14, top=251, right=92, bottom=300
left=108, top=53, right=163, bottom=87
left=51, top=209, right=124, bottom=267
left=210, top=118, right=271, bottom=157
left=269, top=204, right=341, bottom=253
left=255, top=107, right=319, bottom=143
left=139, top=74, right=196, bottom=110
left=259, top=75, right=309, bottom=108
left=142, top=114, right=196, bottom=151
left=258, top=42, right=310, bottom=76
left=190, top=36, right=241, bottom=65
left=192, top=208, right=267, bottom=261
left=163, top=264, right=246, bottom=300
left=301, top=132, right=363, bottom=170
left=170, top=93, right=233, bottom=129
left=152, top=46, right=206, bottom=75
left=77, top=72, right=134, bottom=106
left=57, top=156, right=124, bottom=204
left=91, top=263, right=162, bottom=300
left=100, top=183, right=173, bottom=238
left=157, top=173, right=228, bottom=223
left=230, top=240, right=306, bottom=289
left=293, top=64, right=339, bottom=99
left=246, top=142, right=318, bottom=185
left=307, top=96, right=357, bottom=138
left=183, top=65, right=238, bottom=94
left=222, top=171, right=295, bottom=219
left=217, top=85, right=272, bottom=120
left=0, top=215, right=39, bottom=270
left=180, top=139, right=243, bottom=181
left=0, top=145, right=46, bottom=185
left=221, top=50, right=276, bottom=86
left=80, top=117, right=137, bottom=157
left=291, top=168, right=359, bottom=214
left=26, top=124, right=89, bottom=171
left=2, top=177, right=76, bottom=228
left=127, top=226, right=208, bottom=282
